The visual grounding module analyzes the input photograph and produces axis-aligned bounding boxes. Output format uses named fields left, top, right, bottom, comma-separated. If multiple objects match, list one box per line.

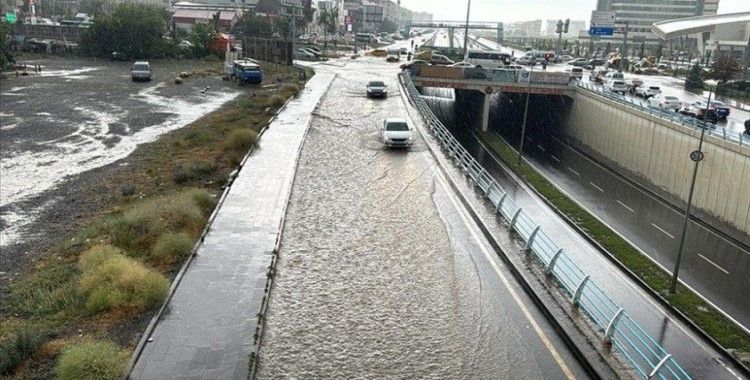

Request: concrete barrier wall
left=564, top=88, right=750, bottom=236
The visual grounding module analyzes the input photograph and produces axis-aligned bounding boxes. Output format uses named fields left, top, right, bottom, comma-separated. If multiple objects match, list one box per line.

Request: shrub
left=187, top=188, right=216, bottom=214
left=0, top=328, right=49, bottom=375
left=268, top=94, right=287, bottom=108
left=55, top=340, right=124, bottom=380
left=151, top=232, right=193, bottom=264
left=78, top=245, right=169, bottom=314
left=172, top=161, right=215, bottom=184
left=280, top=83, right=300, bottom=97
left=5, top=261, right=83, bottom=318
left=223, top=129, right=257, bottom=153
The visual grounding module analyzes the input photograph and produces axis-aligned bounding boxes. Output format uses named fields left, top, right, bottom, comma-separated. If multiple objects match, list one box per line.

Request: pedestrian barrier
left=577, top=81, right=747, bottom=147
left=400, top=71, right=692, bottom=380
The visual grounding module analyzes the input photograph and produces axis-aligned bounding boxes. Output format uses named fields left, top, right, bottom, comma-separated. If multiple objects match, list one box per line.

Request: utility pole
left=518, top=64, right=533, bottom=165
left=462, top=0, right=471, bottom=61
left=670, top=89, right=711, bottom=294
left=620, top=21, right=628, bottom=71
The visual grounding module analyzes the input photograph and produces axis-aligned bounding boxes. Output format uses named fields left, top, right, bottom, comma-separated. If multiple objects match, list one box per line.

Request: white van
left=466, top=49, right=512, bottom=69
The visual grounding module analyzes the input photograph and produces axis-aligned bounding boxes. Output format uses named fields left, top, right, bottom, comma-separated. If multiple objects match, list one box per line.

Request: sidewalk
left=129, top=72, right=335, bottom=380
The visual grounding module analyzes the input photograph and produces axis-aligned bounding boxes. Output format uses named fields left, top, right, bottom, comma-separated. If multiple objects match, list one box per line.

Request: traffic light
left=556, top=19, right=563, bottom=33
left=563, top=19, right=570, bottom=33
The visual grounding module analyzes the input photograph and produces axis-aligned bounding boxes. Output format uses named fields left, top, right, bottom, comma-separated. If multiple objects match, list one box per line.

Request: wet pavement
left=419, top=88, right=747, bottom=379
left=129, top=71, right=335, bottom=379
left=0, top=58, right=239, bottom=247
left=256, top=57, right=587, bottom=379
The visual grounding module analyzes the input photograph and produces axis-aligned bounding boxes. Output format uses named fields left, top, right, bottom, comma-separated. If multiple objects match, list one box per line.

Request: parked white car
left=382, top=118, right=414, bottom=148
left=635, top=85, right=661, bottom=98
left=131, top=61, right=152, bottom=81
left=648, top=94, right=681, bottom=111
left=606, top=79, right=628, bottom=94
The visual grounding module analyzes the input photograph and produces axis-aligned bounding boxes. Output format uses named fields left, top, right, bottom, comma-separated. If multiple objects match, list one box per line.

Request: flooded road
left=0, top=58, right=239, bottom=247
left=257, top=58, right=588, bottom=378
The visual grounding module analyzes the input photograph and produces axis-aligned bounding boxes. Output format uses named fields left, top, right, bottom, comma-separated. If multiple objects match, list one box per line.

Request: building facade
left=505, top=19, right=542, bottom=37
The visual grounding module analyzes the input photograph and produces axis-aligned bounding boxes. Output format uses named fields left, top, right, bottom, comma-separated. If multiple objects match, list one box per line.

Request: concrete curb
left=123, top=87, right=302, bottom=380
left=397, top=75, right=613, bottom=380
left=477, top=132, right=750, bottom=378
left=246, top=73, right=337, bottom=379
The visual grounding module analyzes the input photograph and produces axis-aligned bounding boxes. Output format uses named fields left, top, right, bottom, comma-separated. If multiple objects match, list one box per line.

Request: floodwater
left=0, top=58, right=239, bottom=247
left=257, top=57, right=586, bottom=379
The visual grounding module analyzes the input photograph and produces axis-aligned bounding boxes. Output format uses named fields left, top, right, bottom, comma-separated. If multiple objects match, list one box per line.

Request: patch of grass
left=151, top=232, right=193, bottom=265
left=4, top=260, right=84, bottom=319
left=78, top=245, right=169, bottom=315
left=223, top=128, right=258, bottom=153
left=172, top=160, right=216, bottom=184
left=96, top=190, right=209, bottom=254
left=0, top=328, right=50, bottom=376
left=267, top=94, right=287, bottom=108
left=55, top=339, right=124, bottom=380
left=478, top=131, right=750, bottom=365
left=187, top=188, right=216, bottom=214
left=280, top=83, right=300, bottom=97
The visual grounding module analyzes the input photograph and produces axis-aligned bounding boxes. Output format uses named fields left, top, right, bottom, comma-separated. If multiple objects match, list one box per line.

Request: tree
left=709, top=56, right=741, bottom=83
left=235, top=14, right=273, bottom=38
left=318, top=8, right=338, bottom=51
left=80, top=3, right=170, bottom=58
left=379, top=18, right=398, bottom=34
left=685, top=63, right=704, bottom=92
left=189, top=22, right=218, bottom=58
left=0, top=22, right=14, bottom=70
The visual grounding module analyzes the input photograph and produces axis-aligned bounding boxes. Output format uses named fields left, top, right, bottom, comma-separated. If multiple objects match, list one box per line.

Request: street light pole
left=670, top=89, right=712, bottom=294
left=518, top=64, right=533, bottom=165
left=462, top=0, right=471, bottom=61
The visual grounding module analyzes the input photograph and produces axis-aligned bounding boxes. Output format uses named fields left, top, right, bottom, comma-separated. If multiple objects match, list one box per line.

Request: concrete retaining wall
left=564, top=87, right=750, bottom=236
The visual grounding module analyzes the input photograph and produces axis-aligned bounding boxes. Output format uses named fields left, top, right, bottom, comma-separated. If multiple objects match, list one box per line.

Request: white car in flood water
left=382, top=118, right=414, bottom=148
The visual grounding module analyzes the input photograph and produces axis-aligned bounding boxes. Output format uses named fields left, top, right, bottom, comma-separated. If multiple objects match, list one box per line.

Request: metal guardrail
left=577, top=82, right=748, bottom=147
left=400, top=72, right=692, bottom=380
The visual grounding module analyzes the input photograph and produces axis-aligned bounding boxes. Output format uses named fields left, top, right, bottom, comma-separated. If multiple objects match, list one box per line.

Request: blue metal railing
left=577, top=82, right=747, bottom=147
left=400, top=72, right=692, bottom=380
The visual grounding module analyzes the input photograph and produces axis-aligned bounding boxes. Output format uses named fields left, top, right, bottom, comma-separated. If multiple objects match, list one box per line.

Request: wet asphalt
left=0, top=57, right=239, bottom=250
left=257, top=55, right=588, bottom=379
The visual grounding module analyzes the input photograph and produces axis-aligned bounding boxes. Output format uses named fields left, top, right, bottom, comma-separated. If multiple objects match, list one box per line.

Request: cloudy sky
left=400, top=0, right=749, bottom=23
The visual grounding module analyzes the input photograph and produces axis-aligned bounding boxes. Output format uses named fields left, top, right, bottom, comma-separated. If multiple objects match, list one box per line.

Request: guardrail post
left=526, top=226, right=540, bottom=251
left=545, top=248, right=564, bottom=274
left=604, top=308, right=625, bottom=342
left=496, top=193, right=507, bottom=212
left=572, top=274, right=590, bottom=306
left=509, top=208, right=523, bottom=230
left=647, top=354, right=672, bottom=379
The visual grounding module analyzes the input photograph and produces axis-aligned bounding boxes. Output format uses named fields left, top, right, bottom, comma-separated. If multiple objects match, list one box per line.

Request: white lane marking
left=537, top=145, right=546, bottom=152
left=651, top=223, right=675, bottom=239
left=589, top=182, right=604, bottom=193
left=567, top=167, right=581, bottom=177
left=616, top=200, right=636, bottom=213
left=550, top=155, right=561, bottom=163
left=698, top=254, right=729, bottom=275
left=435, top=176, right=576, bottom=380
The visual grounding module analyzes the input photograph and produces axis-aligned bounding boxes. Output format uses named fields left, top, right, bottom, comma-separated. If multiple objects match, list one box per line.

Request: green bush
left=0, top=328, right=49, bottom=375
left=172, top=161, right=215, bottom=184
left=5, top=261, right=83, bottom=318
left=268, top=94, right=287, bottom=108
left=55, top=340, right=124, bottom=380
left=280, top=83, right=301, bottom=97
left=151, top=232, right=193, bottom=264
left=187, top=188, right=216, bottom=214
left=78, top=245, right=169, bottom=314
left=223, top=128, right=257, bottom=153
left=99, top=190, right=210, bottom=253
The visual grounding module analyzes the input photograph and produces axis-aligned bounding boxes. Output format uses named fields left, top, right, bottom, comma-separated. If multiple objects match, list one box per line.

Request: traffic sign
left=589, top=27, right=614, bottom=36
left=5, top=11, right=16, bottom=24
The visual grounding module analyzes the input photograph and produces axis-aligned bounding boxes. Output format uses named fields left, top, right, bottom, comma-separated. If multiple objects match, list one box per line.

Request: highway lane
left=257, top=56, right=588, bottom=379
left=507, top=129, right=750, bottom=331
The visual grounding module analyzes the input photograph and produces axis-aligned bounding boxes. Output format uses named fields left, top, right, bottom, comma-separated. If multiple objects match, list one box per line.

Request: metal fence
left=400, top=72, right=692, bottom=380
left=577, top=82, right=748, bottom=147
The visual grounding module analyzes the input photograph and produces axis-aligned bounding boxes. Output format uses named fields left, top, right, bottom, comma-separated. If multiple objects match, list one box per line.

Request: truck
left=230, top=59, right=263, bottom=84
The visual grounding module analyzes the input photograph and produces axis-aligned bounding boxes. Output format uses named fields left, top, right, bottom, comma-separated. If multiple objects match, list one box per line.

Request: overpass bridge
left=408, top=65, right=572, bottom=131
left=407, top=20, right=504, bottom=49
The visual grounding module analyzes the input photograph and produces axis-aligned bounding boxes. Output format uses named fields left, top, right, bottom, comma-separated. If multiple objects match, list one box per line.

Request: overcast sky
left=400, top=0, right=749, bottom=23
